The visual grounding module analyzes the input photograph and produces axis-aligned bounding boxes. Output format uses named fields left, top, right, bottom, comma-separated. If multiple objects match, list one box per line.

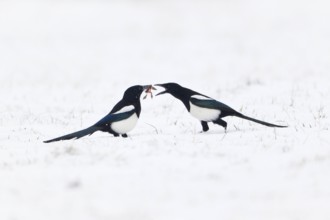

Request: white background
left=0, top=0, right=329, bottom=219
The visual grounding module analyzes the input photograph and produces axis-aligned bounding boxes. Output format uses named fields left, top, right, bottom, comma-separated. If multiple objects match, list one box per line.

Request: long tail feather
left=44, top=126, right=100, bottom=143
left=235, top=113, right=287, bottom=128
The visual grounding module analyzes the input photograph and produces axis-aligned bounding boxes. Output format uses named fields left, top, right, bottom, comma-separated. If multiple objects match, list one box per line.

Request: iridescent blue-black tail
left=234, top=112, right=288, bottom=128
left=44, top=126, right=100, bottom=143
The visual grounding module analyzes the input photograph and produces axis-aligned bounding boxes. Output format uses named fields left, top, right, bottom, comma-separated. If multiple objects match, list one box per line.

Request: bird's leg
left=121, top=134, right=128, bottom=138
left=213, top=118, right=227, bottom=132
left=201, top=121, right=209, bottom=132
left=106, top=126, right=120, bottom=137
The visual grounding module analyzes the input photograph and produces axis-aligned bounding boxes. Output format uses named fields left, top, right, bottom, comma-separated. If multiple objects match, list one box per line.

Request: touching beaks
left=142, top=85, right=153, bottom=90
left=142, top=85, right=157, bottom=99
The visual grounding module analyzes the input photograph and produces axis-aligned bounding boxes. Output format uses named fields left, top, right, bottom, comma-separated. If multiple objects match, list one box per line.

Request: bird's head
left=155, top=83, right=182, bottom=96
left=123, top=85, right=154, bottom=102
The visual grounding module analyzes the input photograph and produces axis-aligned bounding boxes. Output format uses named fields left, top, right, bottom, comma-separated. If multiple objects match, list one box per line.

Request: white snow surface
left=1, top=0, right=330, bottom=220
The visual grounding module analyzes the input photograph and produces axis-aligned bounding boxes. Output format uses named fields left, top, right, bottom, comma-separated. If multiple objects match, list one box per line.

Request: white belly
left=189, top=102, right=221, bottom=121
left=111, top=113, right=138, bottom=134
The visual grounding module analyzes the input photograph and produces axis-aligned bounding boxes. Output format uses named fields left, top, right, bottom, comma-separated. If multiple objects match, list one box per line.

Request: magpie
left=44, top=85, right=152, bottom=143
left=155, top=83, right=287, bottom=132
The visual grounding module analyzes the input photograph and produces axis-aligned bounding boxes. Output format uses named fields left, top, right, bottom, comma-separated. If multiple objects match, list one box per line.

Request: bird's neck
left=172, top=87, right=196, bottom=111
left=133, top=101, right=141, bottom=117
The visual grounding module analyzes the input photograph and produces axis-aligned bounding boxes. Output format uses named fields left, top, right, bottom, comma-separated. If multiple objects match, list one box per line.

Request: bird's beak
left=142, top=85, right=157, bottom=91
left=142, top=85, right=157, bottom=99
left=142, top=85, right=151, bottom=90
left=155, top=84, right=168, bottom=96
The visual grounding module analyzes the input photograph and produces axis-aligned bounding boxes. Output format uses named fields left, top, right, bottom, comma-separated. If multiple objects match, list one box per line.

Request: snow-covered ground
left=1, top=0, right=330, bottom=219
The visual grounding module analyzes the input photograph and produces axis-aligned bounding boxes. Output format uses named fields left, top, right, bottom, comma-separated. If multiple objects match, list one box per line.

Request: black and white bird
left=44, top=85, right=152, bottom=143
left=156, top=83, right=287, bottom=132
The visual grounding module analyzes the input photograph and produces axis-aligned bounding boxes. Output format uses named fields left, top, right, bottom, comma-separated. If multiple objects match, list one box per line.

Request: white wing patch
left=191, top=95, right=212, bottom=100
left=114, top=105, right=135, bottom=114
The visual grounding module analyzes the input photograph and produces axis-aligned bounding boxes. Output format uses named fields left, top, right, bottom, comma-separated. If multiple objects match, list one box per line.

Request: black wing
left=94, top=109, right=135, bottom=126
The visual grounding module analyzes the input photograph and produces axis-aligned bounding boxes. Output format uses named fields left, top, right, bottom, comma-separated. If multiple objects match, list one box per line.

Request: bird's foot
left=200, top=129, right=209, bottom=133
left=121, top=134, right=128, bottom=138
left=214, top=119, right=228, bottom=132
